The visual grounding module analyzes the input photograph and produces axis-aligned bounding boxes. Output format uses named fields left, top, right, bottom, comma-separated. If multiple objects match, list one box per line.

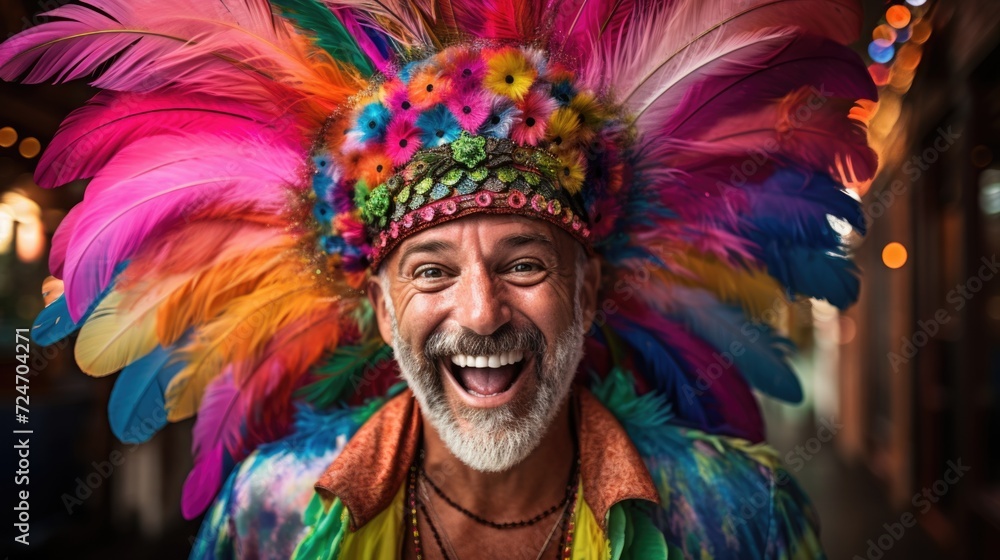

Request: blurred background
left=1, top=0, right=998, bottom=558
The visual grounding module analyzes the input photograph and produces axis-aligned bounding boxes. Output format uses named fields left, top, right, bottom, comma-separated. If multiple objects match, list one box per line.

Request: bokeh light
left=971, top=145, right=993, bottom=168
left=882, top=242, right=908, bottom=269
left=839, top=315, right=857, bottom=344
left=868, top=39, right=895, bottom=64
left=905, top=0, right=927, bottom=6
left=873, top=24, right=898, bottom=43
left=886, top=6, right=912, bottom=29
left=0, top=126, right=16, bottom=148
left=911, top=20, right=932, bottom=44
left=895, top=43, right=922, bottom=71
left=18, top=137, right=41, bottom=159
left=868, top=63, right=891, bottom=87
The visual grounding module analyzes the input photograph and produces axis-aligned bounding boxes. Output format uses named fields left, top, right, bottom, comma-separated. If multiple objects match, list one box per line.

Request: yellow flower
left=557, top=151, right=587, bottom=195
left=484, top=48, right=537, bottom=102
left=546, top=107, right=587, bottom=150
left=569, top=92, right=606, bottom=129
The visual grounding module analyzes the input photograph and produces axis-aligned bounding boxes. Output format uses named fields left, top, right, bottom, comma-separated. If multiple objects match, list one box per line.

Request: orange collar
left=315, top=386, right=659, bottom=531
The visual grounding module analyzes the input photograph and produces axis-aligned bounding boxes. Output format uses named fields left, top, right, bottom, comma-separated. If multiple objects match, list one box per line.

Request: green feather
left=298, top=341, right=393, bottom=407
left=271, top=0, right=374, bottom=76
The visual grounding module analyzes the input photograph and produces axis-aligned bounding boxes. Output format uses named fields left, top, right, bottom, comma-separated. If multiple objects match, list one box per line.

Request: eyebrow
left=397, top=239, right=455, bottom=273
left=498, top=233, right=557, bottom=252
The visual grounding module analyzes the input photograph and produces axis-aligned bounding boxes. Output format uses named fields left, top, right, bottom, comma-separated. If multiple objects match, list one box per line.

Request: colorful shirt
left=191, top=376, right=826, bottom=559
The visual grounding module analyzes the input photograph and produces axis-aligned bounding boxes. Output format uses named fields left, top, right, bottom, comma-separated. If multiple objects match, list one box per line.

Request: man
left=6, top=1, right=876, bottom=558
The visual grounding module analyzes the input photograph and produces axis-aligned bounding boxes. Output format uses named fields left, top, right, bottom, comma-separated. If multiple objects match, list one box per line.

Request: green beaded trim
left=361, top=132, right=586, bottom=232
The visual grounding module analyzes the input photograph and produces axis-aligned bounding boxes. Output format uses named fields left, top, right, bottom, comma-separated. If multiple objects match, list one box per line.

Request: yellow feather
left=651, top=254, right=787, bottom=319
left=164, top=275, right=338, bottom=421
left=75, top=277, right=185, bottom=376
left=156, top=242, right=294, bottom=346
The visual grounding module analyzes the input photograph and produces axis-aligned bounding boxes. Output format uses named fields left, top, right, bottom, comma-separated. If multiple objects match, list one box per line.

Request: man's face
left=370, top=214, right=600, bottom=472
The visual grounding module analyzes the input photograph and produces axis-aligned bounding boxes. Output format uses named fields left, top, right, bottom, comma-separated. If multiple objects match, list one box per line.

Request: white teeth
left=450, top=352, right=526, bottom=369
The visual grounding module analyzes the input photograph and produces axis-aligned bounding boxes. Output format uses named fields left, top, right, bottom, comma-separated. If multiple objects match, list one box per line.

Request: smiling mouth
left=445, top=351, right=527, bottom=397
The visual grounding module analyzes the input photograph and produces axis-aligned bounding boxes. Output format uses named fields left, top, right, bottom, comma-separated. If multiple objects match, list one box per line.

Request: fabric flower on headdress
left=479, top=98, right=520, bottom=138
left=512, top=88, right=557, bottom=146
left=484, top=48, right=537, bottom=101
left=355, top=102, right=391, bottom=143
left=443, top=48, right=486, bottom=91
left=416, top=104, right=462, bottom=147
left=407, top=67, right=451, bottom=111
left=445, top=88, right=491, bottom=132
left=385, top=118, right=423, bottom=165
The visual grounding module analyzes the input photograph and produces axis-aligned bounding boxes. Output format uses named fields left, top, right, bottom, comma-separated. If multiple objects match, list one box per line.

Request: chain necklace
left=419, top=454, right=578, bottom=530
left=407, top=458, right=580, bottom=560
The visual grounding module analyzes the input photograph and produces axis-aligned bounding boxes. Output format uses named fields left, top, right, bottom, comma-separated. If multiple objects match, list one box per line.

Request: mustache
left=424, top=323, right=545, bottom=360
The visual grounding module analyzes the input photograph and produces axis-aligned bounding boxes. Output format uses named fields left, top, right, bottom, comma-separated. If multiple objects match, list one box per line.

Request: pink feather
left=182, top=368, right=241, bottom=520
left=584, top=0, right=863, bottom=103
left=181, top=309, right=341, bottom=518
left=61, top=134, right=305, bottom=321
left=648, top=33, right=877, bottom=140
left=36, top=91, right=289, bottom=188
left=49, top=203, right=83, bottom=279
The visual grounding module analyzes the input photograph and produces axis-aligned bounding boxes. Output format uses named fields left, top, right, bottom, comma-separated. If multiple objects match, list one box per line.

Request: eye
left=511, top=262, right=537, bottom=273
left=417, top=267, right=444, bottom=279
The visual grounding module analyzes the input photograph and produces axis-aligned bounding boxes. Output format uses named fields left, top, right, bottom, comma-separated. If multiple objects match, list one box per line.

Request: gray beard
left=384, top=282, right=586, bottom=472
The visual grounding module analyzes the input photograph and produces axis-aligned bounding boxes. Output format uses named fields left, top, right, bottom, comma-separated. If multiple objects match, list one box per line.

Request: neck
left=420, top=393, right=576, bottom=519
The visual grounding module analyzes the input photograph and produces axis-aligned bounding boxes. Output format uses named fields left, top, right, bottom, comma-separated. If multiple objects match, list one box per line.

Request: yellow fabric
left=338, top=483, right=405, bottom=559
left=327, top=479, right=611, bottom=559
left=572, top=480, right=611, bottom=560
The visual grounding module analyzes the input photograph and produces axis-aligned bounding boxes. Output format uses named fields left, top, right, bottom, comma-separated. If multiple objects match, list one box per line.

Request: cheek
left=511, top=284, right=577, bottom=340
left=395, top=292, right=450, bottom=346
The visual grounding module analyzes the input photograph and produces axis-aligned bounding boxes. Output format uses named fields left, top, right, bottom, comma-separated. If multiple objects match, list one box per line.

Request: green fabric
left=291, top=494, right=346, bottom=559
left=608, top=502, right=669, bottom=560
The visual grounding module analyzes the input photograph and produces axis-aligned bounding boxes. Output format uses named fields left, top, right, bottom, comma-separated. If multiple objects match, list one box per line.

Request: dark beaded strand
left=419, top=459, right=578, bottom=530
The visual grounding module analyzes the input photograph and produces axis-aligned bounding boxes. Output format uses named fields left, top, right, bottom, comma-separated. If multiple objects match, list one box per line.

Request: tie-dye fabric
left=192, top=373, right=825, bottom=559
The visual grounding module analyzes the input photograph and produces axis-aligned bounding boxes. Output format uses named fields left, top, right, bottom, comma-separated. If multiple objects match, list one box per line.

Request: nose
left=454, top=265, right=511, bottom=335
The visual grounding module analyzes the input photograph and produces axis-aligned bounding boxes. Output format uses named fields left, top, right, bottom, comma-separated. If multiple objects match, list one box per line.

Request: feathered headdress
left=3, top=0, right=876, bottom=519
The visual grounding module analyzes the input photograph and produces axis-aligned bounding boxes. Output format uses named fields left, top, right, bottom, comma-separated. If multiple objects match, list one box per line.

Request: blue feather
left=32, top=295, right=78, bottom=346
left=31, top=262, right=125, bottom=346
left=763, top=243, right=860, bottom=309
left=108, top=342, right=187, bottom=443
left=669, top=287, right=802, bottom=403
left=609, top=317, right=711, bottom=428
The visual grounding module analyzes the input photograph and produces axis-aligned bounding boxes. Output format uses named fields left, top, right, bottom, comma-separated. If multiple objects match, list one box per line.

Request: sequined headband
left=306, top=44, right=626, bottom=279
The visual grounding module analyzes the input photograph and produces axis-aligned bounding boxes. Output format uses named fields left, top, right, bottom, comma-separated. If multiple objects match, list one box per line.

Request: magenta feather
left=584, top=0, right=863, bottom=103
left=648, top=34, right=877, bottom=140
left=182, top=368, right=241, bottom=520
left=61, top=134, right=305, bottom=321
left=36, top=91, right=283, bottom=188
left=49, top=203, right=83, bottom=280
